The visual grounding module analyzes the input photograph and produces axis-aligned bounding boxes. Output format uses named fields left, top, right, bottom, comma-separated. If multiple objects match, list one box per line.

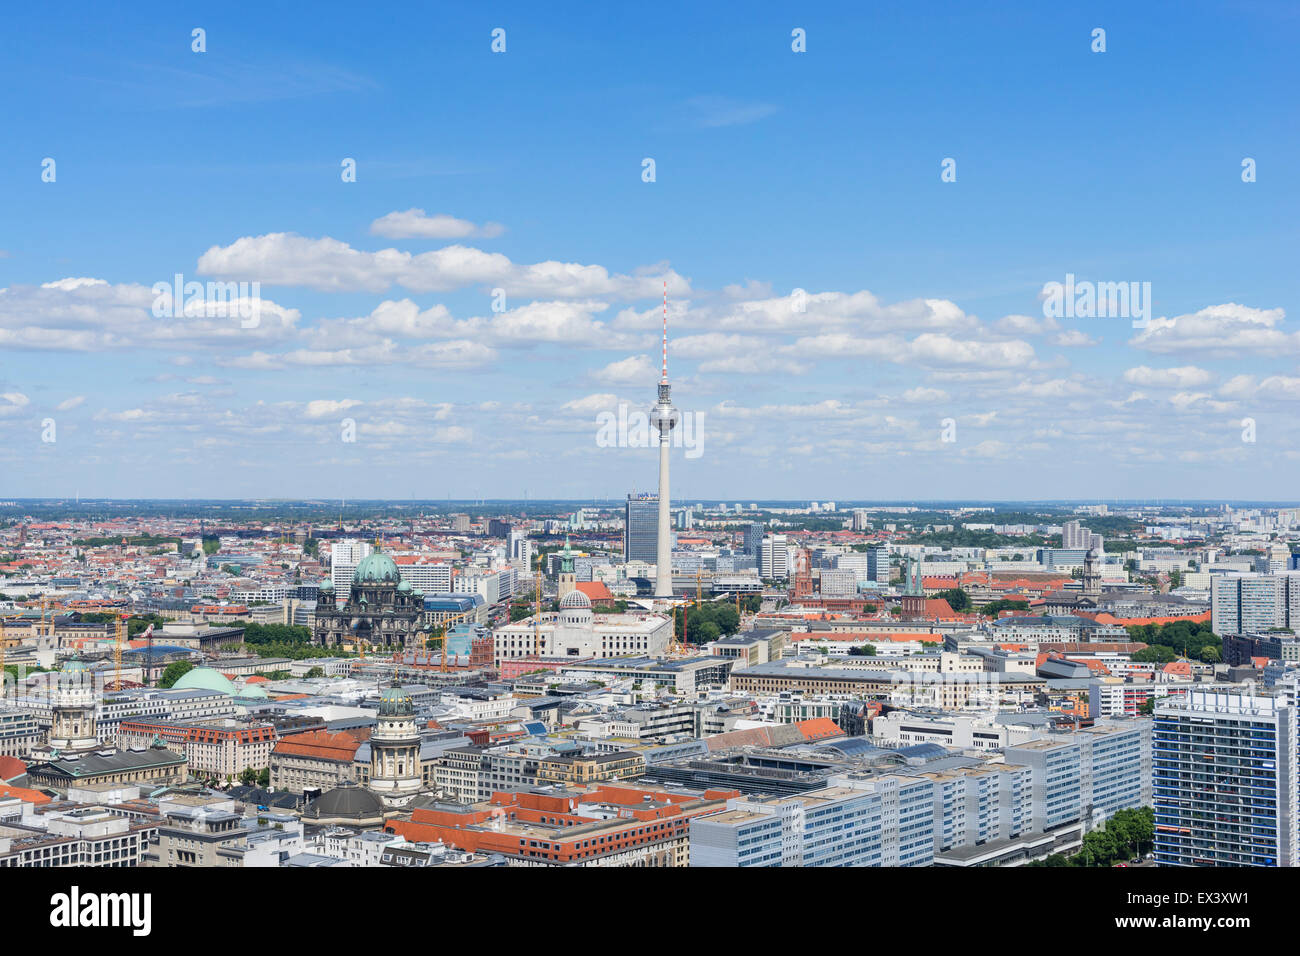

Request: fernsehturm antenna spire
left=652, top=279, right=678, bottom=599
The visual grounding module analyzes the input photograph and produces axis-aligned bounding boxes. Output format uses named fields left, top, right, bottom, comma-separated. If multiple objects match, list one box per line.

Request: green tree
left=306, top=666, right=325, bottom=678
left=936, top=588, right=972, bottom=612
left=1131, top=645, right=1177, bottom=664
left=159, top=660, right=195, bottom=688
left=979, top=599, right=1029, bottom=617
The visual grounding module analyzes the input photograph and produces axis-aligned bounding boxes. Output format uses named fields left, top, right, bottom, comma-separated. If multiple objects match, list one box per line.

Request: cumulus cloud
left=1130, top=303, right=1293, bottom=355
left=197, top=233, right=690, bottom=299
left=0, top=279, right=299, bottom=352
left=1123, top=365, right=1216, bottom=389
left=369, top=209, right=505, bottom=240
left=591, top=355, right=656, bottom=385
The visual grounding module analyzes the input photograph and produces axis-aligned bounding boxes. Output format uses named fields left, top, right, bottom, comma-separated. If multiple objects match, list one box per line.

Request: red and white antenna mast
left=661, top=279, right=669, bottom=385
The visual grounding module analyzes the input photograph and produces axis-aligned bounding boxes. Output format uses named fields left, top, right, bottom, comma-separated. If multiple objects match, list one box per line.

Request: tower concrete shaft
left=655, top=395, right=675, bottom=598
left=653, top=279, right=677, bottom=599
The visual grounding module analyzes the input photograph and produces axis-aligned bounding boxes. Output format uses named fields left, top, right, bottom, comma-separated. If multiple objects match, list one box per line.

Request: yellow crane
left=114, top=614, right=127, bottom=690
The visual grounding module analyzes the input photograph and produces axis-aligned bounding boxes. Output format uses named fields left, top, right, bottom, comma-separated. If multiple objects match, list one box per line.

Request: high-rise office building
left=508, top=529, right=533, bottom=570
left=761, top=535, right=792, bottom=580
left=866, top=546, right=890, bottom=585
left=743, top=522, right=765, bottom=559
left=1063, top=520, right=1104, bottom=552
left=624, top=493, right=659, bottom=564
left=1211, top=572, right=1300, bottom=635
left=1154, top=689, right=1297, bottom=867
left=330, top=540, right=373, bottom=603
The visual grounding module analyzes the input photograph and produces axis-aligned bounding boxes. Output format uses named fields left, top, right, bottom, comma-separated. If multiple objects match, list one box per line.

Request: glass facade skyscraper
left=624, top=493, right=659, bottom=564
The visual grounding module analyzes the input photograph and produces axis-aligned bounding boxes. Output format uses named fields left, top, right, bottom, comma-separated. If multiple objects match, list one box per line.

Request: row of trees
left=904, top=530, right=1050, bottom=549
left=1126, top=619, right=1220, bottom=660
left=1030, top=807, right=1154, bottom=867
left=238, top=623, right=313, bottom=645
left=674, top=600, right=742, bottom=645
left=933, top=588, right=1029, bottom=618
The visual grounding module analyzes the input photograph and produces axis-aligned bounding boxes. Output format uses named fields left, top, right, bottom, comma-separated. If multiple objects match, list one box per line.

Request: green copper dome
left=172, top=667, right=239, bottom=696
left=378, top=685, right=414, bottom=717
left=352, top=551, right=400, bottom=584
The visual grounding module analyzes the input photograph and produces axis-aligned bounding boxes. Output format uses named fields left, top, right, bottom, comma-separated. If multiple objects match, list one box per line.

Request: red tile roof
left=796, top=718, right=844, bottom=742
left=0, top=783, right=50, bottom=804
left=271, top=729, right=369, bottom=761
left=575, top=581, right=616, bottom=602
left=0, top=755, right=26, bottom=782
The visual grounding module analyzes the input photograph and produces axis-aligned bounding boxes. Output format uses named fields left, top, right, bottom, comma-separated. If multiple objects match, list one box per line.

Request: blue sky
left=1, top=1, right=1298, bottom=501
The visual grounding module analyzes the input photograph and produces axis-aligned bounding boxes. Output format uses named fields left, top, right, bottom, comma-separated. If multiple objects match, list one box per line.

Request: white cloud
left=197, top=233, right=690, bottom=299
left=902, top=387, right=950, bottom=404
left=1130, top=303, right=1293, bottom=355
left=1123, top=365, right=1216, bottom=389
left=591, top=355, right=656, bottom=385
left=369, top=209, right=505, bottom=240
left=303, top=399, right=362, bottom=419
left=1219, top=374, right=1300, bottom=402
left=0, top=279, right=299, bottom=352
left=562, top=393, right=620, bottom=415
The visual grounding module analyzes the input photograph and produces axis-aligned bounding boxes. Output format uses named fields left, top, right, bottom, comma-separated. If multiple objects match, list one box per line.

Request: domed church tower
left=45, top=658, right=100, bottom=754
left=368, top=684, right=423, bottom=808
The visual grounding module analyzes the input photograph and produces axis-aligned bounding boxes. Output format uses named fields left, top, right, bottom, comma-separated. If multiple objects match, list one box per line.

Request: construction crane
left=114, top=614, right=128, bottom=691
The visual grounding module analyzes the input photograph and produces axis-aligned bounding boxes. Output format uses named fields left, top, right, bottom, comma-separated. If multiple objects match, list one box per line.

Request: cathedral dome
left=378, top=685, right=415, bottom=717
left=559, top=589, right=592, bottom=610
left=353, top=552, right=400, bottom=585
left=173, top=667, right=238, bottom=696
left=303, top=780, right=386, bottom=825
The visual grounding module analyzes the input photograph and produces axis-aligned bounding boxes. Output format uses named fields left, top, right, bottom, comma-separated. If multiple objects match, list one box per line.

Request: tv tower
left=651, top=279, right=679, bottom=599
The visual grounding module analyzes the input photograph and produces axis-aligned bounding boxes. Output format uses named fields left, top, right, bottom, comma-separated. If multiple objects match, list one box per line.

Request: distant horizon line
left=0, top=498, right=1290, bottom=508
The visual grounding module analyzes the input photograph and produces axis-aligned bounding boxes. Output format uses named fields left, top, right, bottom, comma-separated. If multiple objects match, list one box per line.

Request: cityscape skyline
left=2, top=2, right=1298, bottom=500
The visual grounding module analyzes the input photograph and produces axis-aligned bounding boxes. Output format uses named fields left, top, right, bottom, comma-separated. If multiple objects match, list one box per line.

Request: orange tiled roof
left=796, top=717, right=844, bottom=742
left=575, top=581, right=616, bottom=602
left=1085, top=610, right=1212, bottom=627
left=0, top=783, right=50, bottom=805
left=272, top=729, right=369, bottom=761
